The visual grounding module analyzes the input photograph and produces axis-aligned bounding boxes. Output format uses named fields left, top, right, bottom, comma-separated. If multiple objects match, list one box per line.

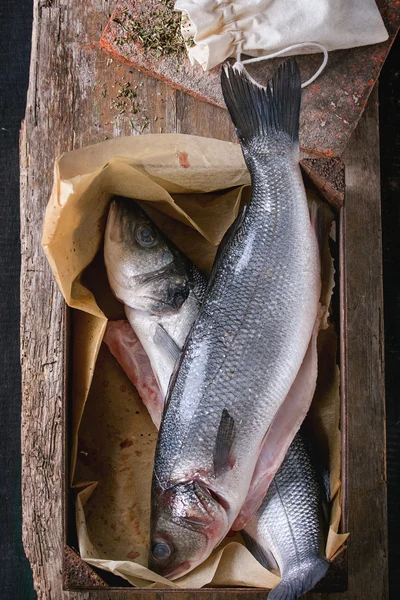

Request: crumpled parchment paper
left=42, top=133, right=347, bottom=589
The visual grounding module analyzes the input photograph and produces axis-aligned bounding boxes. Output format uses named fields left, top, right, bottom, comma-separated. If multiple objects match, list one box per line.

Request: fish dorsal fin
left=213, top=408, right=236, bottom=477
left=241, top=530, right=279, bottom=571
left=310, top=199, right=331, bottom=261
left=209, top=206, right=247, bottom=284
left=153, top=324, right=181, bottom=365
left=321, top=467, right=331, bottom=505
left=303, top=432, right=331, bottom=533
left=320, top=467, right=331, bottom=527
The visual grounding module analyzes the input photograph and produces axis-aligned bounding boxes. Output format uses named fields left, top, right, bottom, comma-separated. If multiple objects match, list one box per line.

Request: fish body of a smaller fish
left=150, top=60, right=321, bottom=579
left=104, top=197, right=207, bottom=401
left=243, top=431, right=329, bottom=599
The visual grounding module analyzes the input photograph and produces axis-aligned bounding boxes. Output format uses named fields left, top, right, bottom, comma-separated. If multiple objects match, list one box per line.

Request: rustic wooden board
left=100, top=0, right=400, bottom=159
left=20, top=1, right=387, bottom=598
left=338, top=86, right=388, bottom=599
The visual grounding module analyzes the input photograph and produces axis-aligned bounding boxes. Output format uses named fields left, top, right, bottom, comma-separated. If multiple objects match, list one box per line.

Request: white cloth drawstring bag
left=176, top=0, right=388, bottom=71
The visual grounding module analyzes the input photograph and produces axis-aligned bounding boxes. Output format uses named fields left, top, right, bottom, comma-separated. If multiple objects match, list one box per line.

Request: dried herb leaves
left=112, top=1, right=191, bottom=59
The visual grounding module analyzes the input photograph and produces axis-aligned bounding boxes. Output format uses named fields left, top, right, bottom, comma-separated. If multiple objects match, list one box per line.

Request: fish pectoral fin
left=153, top=324, right=182, bottom=365
left=241, top=530, right=279, bottom=571
left=213, top=408, right=236, bottom=477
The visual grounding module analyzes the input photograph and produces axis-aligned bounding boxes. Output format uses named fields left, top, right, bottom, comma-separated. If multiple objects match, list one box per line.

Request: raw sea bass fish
left=104, top=197, right=207, bottom=413
left=150, top=60, right=321, bottom=580
left=243, top=432, right=329, bottom=600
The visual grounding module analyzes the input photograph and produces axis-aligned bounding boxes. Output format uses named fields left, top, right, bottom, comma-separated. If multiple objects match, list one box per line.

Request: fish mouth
left=148, top=556, right=192, bottom=581
left=167, top=561, right=192, bottom=580
left=136, top=267, right=190, bottom=311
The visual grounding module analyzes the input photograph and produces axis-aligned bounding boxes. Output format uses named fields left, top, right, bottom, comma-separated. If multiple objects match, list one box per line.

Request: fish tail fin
left=269, top=557, right=330, bottom=600
left=221, top=59, right=301, bottom=149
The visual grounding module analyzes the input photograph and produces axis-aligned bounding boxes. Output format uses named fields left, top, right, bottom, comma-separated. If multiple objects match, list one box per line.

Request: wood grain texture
left=99, top=0, right=400, bottom=158
left=338, top=85, right=388, bottom=600
left=0, top=2, right=36, bottom=597
left=19, top=3, right=237, bottom=599
left=20, top=1, right=387, bottom=598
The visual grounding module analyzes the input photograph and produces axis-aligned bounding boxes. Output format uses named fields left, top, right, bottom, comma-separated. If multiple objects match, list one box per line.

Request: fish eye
left=135, top=224, right=157, bottom=247
left=151, top=542, right=172, bottom=561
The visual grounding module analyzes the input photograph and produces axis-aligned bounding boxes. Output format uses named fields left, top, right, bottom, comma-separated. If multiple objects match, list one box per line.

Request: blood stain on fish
left=177, top=151, right=190, bottom=168
left=128, top=551, right=140, bottom=560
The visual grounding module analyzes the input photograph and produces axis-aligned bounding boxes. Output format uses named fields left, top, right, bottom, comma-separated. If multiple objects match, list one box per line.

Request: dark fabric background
left=0, top=1, right=36, bottom=599
left=0, top=2, right=398, bottom=598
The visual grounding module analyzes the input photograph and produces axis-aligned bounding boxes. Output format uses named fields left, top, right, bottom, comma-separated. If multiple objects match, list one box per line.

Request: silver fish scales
left=150, top=60, right=321, bottom=579
left=243, top=431, right=329, bottom=600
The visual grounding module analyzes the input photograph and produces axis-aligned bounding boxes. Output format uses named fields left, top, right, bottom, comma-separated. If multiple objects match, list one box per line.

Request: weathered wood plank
left=99, top=0, right=400, bottom=158
left=20, top=0, right=66, bottom=595
left=336, top=85, right=387, bottom=599
left=20, top=1, right=387, bottom=598
left=19, top=2, right=244, bottom=599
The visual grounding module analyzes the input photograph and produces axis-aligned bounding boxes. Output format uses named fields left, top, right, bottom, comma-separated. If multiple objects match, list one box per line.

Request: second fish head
left=104, top=197, right=191, bottom=315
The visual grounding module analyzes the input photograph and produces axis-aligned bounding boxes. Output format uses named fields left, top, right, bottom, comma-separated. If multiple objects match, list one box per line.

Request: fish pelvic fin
left=241, top=530, right=278, bottom=571
left=269, top=557, right=330, bottom=600
left=221, top=59, right=301, bottom=150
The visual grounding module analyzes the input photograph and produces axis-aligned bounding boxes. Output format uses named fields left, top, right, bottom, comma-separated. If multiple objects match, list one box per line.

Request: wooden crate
left=20, top=2, right=387, bottom=599
left=58, top=158, right=346, bottom=594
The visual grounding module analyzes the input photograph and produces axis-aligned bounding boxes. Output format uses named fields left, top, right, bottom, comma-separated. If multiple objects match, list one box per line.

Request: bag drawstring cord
left=234, top=42, right=328, bottom=88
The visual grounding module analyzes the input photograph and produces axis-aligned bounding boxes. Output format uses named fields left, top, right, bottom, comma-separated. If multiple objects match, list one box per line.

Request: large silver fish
left=149, top=60, right=321, bottom=579
left=243, top=431, right=330, bottom=599
left=104, top=197, right=207, bottom=411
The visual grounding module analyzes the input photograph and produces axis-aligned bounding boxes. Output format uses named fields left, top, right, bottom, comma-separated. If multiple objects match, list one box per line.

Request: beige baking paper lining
left=42, top=133, right=347, bottom=589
